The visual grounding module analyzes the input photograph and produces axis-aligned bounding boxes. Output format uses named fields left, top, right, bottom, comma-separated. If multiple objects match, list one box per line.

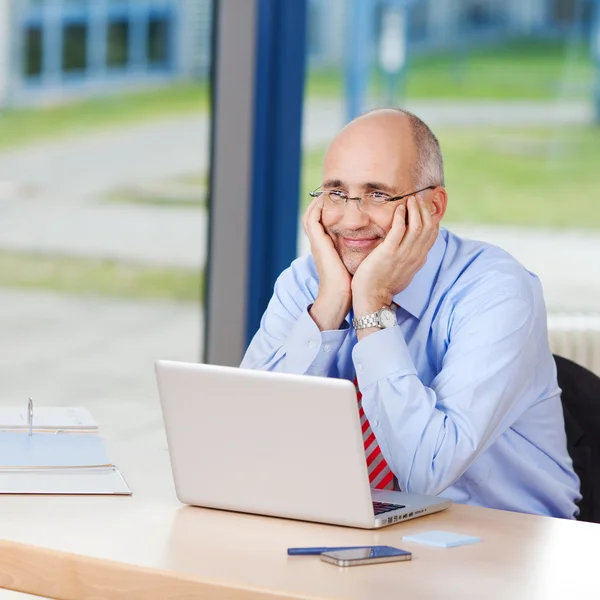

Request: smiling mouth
left=342, top=238, right=378, bottom=249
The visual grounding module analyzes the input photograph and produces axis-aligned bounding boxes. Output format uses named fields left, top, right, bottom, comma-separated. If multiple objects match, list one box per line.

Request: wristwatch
left=352, top=306, right=397, bottom=330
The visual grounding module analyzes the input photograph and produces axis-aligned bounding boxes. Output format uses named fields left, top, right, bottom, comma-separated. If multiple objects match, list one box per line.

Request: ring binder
left=0, top=404, right=131, bottom=495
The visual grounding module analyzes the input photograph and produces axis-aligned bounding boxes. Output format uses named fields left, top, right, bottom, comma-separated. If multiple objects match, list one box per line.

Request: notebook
left=0, top=431, right=131, bottom=495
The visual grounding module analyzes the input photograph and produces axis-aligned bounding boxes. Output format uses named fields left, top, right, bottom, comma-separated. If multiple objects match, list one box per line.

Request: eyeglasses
left=309, top=185, right=436, bottom=213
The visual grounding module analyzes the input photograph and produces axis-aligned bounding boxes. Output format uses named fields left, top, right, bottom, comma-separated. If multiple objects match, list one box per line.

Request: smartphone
left=320, top=545, right=412, bottom=567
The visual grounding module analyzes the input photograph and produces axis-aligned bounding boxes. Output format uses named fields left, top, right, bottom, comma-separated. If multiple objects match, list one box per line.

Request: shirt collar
left=392, top=230, right=447, bottom=320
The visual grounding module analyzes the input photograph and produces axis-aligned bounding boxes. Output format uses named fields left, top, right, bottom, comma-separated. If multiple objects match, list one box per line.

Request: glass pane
left=302, top=1, right=600, bottom=314
left=62, top=23, right=88, bottom=72
left=1, top=1, right=212, bottom=449
left=107, top=20, right=129, bottom=67
left=147, top=17, right=169, bottom=65
left=24, top=26, right=43, bottom=77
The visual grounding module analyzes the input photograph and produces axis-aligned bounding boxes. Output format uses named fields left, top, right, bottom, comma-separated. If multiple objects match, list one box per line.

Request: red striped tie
left=354, top=377, right=394, bottom=490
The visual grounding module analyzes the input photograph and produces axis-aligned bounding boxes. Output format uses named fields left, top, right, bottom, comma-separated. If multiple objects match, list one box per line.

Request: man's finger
left=399, top=196, right=423, bottom=253
left=383, top=204, right=407, bottom=249
left=420, top=196, right=432, bottom=227
left=302, top=200, right=316, bottom=234
left=305, top=200, right=328, bottom=246
left=418, top=197, right=436, bottom=245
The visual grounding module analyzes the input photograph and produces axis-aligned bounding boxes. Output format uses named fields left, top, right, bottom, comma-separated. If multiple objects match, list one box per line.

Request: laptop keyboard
left=373, top=501, right=405, bottom=515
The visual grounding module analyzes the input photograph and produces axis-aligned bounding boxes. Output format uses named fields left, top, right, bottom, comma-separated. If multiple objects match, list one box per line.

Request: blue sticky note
left=402, top=530, right=480, bottom=548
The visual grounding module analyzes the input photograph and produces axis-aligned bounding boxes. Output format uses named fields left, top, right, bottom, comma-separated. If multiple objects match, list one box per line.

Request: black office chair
left=554, top=354, right=600, bottom=523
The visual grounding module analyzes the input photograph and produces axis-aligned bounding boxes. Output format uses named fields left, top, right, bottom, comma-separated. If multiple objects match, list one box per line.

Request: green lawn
left=0, top=82, right=209, bottom=150
left=302, top=126, right=600, bottom=229
left=0, top=253, right=202, bottom=302
left=307, top=38, right=594, bottom=101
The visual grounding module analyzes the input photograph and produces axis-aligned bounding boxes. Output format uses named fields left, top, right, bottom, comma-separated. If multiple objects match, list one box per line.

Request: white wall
left=0, top=0, right=11, bottom=108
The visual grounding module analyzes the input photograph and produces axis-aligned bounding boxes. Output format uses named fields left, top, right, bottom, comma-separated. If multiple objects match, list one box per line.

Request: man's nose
left=339, top=198, right=370, bottom=228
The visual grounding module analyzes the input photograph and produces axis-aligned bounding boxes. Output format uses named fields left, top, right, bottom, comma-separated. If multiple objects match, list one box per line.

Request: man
left=241, top=108, right=580, bottom=518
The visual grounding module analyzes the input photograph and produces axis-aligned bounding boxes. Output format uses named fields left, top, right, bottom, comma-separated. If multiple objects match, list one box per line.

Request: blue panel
left=88, top=0, right=108, bottom=77
left=246, top=0, right=307, bottom=344
left=345, top=0, right=374, bottom=121
left=594, top=0, right=600, bottom=122
left=43, top=0, right=63, bottom=82
left=129, top=2, right=148, bottom=71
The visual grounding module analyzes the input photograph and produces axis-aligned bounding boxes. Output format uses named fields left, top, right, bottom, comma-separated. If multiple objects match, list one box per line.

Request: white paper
left=0, top=406, right=98, bottom=431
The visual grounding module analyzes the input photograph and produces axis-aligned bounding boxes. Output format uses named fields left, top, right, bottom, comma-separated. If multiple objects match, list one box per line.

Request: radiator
left=548, top=314, right=600, bottom=377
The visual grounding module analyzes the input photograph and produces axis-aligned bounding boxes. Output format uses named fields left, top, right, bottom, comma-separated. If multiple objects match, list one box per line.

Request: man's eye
left=329, top=190, right=346, bottom=199
left=369, top=192, right=389, bottom=202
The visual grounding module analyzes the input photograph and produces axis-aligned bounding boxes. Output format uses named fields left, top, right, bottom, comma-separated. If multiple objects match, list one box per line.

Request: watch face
left=380, top=308, right=397, bottom=328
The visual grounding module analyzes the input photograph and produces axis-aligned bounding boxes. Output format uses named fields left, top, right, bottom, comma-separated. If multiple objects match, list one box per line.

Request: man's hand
left=351, top=196, right=438, bottom=321
left=303, top=200, right=352, bottom=331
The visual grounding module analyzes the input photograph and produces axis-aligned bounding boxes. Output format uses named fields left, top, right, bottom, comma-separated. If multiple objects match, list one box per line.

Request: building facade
left=0, top=0, right=594, bottom=108
left=0, top=0, right=211, bottom=108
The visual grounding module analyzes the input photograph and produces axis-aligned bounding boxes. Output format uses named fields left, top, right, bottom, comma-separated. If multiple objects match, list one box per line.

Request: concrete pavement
left=0, top=202, right=207, bottom=268
left=0, top=114, right=209, bottom=206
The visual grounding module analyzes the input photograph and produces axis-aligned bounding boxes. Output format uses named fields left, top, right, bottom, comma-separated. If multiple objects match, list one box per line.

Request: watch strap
left=352, top=312, right=382, bottom=330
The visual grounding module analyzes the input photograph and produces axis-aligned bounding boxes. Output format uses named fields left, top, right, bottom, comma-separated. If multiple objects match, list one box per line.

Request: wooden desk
left=1, top=431, right=599, bottom=599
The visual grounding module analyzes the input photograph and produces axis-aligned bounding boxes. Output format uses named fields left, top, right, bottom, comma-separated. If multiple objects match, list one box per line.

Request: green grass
left=104, top=172, right=207, bottom=208
left=0, top=252, right=202, bottom=302
left=307, top=38, right=594, bottom=101
left=0, top=82, right=208, bottom=150
left=302, top=126, right=600, bottom=229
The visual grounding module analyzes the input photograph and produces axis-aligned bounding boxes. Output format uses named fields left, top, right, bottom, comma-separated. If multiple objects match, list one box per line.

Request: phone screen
left=324, top=546, right=411, bottom=561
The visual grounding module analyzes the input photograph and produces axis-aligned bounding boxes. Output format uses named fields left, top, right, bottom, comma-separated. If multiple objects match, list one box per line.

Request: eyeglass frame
left=309, top=185, right=437, bottom=211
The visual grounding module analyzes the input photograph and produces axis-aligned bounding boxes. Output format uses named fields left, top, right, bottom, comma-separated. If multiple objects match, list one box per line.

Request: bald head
left=325, top=108, right=444, bottom=190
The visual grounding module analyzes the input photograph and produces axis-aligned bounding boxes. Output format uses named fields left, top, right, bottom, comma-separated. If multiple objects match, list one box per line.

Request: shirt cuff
left=283, top=307, right=349, bottom=375
left=352, top=326, right=417, bottom=389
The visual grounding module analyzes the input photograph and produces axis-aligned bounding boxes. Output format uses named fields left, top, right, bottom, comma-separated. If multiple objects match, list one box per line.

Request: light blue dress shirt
left=241, top=228, right=581, bottom=519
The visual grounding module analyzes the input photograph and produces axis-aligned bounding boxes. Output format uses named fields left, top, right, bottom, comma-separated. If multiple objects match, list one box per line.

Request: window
left=62, top=23, right=88, bottom=73
left=147, top=16, right=170, bottom=66
left=24, top=26, right=43, bottom=77
left=107, top=20, right=129, bottom=67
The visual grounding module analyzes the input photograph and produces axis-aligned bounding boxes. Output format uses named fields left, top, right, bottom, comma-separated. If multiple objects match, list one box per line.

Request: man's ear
left=429, top=187, right=448, bottom=223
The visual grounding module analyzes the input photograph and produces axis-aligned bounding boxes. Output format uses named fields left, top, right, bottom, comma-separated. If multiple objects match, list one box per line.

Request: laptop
left=155, top=361, right=451, bottom=529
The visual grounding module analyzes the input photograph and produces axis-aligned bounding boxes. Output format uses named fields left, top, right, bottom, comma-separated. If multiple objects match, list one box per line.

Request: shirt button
left=323, top=344, right=331, bottom=353
left=372, top=419, right=379, bottom=427
left=308, top=340, right=317, bottom=349
left=356, top=364, right=363, bottom=372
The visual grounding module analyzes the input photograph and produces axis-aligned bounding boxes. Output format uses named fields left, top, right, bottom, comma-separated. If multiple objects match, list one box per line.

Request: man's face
left=320, top=114, right=419, bottom=275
